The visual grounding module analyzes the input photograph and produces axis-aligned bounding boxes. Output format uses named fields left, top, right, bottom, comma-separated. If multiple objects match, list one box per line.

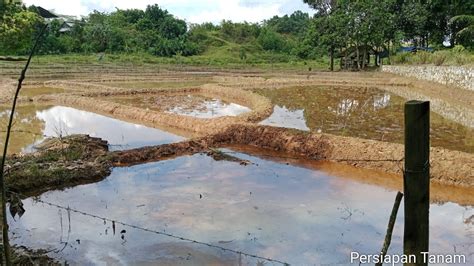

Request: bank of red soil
left=112, top=124, right=473, bottom=188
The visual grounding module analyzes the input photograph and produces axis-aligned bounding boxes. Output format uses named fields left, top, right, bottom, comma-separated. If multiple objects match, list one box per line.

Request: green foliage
left=0, top=4, right=42, bottom=54
left=257, top=28, right=287, bottom=52
left=264, top=11, right=310, bottom=37
left=392, top=49, right=472, bottom=66
left=414, top=51, right=431, bottom=64
left=432, top=51, right=447, bottom=66
left=1, top=0, right=473, bottom=68
left=450, top=15, right=474, bottom=49
left=391, top=52, right=410, bottom=64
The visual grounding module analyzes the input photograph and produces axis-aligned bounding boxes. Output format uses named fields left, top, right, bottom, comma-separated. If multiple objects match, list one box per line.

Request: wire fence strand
left=7, top=190, right=290, bottom=266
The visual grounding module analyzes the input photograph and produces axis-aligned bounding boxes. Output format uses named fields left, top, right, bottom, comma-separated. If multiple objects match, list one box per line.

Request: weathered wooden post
left=404, top=100, right=430, bottom=266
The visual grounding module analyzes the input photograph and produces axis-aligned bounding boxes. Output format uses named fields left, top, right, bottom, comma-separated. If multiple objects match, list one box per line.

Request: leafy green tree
left=257, top=28, right=287, bottom=52
left=303, top=0, right=338, bottom=15
left=0, top=4, right=42, bottom=55
left=450, top=15, right=474, bottom=48
left=265, top=11, right=310, bottom=37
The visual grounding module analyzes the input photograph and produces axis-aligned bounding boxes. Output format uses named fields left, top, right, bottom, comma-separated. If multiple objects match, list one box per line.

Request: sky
left=23, top=0, right=315, bottom=24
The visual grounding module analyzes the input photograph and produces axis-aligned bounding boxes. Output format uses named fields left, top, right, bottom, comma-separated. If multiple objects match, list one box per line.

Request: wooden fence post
left=404, top=100, right=430, bottom=266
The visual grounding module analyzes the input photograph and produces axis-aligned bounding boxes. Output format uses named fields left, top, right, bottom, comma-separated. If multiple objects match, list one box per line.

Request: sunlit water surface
left=256, top=86, right=474, bottom=153
left=9, top=152, right=473, bottom=265
left=0, top=105, right=183, bottom=153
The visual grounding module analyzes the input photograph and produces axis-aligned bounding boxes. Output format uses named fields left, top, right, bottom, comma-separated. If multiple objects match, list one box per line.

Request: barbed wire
left=7, top=190, right=290, bottom=266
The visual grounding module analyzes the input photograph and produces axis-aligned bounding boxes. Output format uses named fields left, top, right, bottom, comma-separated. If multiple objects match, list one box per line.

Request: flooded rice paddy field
left=0, top=105, right=471, bottom=265
left=106, top=94, right=251, bottom=118
left=255, top=86, right=474, bottom=153
left=1, top=67, right=473, bottom=264
left=0, top=105, right=184, bottom=154
left=8, top=150, right=473, bottom=265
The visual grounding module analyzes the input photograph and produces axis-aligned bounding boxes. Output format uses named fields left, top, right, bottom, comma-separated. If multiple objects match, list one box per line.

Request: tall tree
left=450, top=15, right=474, bottom=48
left=303, top=0, right=338, bottom=15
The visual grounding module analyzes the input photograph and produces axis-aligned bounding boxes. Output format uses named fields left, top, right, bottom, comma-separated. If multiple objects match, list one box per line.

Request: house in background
left=31, top=5, right=58, bottom=19
left=59, top=21, right=75, bottom=33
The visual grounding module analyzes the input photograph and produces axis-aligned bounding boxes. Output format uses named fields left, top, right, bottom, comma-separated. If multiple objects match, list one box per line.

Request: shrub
left=452, top=45, right=466, bottom=53
left=391, top=52, right=410, bottom=64
left=414, top=51, right=431, bottom=64
left=432, top=52, right=447, bottom=66
left=453, top=53, right=468, bottom=65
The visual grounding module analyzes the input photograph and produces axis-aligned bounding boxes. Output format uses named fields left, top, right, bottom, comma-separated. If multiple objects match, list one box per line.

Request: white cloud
left=23, top=0, right=314, bottom=23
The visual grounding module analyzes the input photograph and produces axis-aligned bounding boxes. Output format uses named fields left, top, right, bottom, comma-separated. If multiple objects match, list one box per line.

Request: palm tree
left=449, top=15, right=474, bottom=48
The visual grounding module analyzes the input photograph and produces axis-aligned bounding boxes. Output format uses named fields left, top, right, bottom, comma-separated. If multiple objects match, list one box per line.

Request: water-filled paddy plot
left=257, top=86, right=474, bottom=153
left=109, top=93, right=251, bottom=118
left=9, top=151, right=473, bottom=265
left=0, top=67, right=473, bottom=265
left=0, top=105, right=183, bottom=154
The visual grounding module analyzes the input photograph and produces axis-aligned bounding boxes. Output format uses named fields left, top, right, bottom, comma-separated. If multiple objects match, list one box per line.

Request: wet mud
left=112, top=124, right=473, bottom=188
left=5, top=135, right=111, bottom=196
left=4, top=71, right=470, bottom=189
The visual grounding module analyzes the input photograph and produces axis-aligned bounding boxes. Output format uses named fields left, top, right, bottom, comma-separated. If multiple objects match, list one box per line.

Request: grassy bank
left=391, top=47, right=474, bottom=66
left=26, top=52, right=330, bottom=72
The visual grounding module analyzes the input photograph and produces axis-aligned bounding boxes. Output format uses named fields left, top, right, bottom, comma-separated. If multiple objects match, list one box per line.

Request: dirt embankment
left=28, top=76, right=472, bottom=188
left=6, top=135, right=111, bottom=196
left=111, top=124, right=473, bottom=188
left=6, top=134, right=250, bottom=196
left=7, top=70, right=474, bottom=194
left=0, top=78, right=16, bottom=103
left=34, top=82, right=273, bottom=135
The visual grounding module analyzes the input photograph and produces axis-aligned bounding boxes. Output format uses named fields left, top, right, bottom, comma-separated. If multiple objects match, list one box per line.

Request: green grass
left=391, top=48, right=474, bottom=66
left=24, top=43, right=330, bottom=72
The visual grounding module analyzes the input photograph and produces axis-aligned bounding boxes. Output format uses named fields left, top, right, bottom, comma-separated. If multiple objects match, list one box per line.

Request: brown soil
left=107, top=93, right=216, bottom=113
left=6, top=135, right=111, bottom=196
left=225, top=144, right=474, bottom=206
left=111, top=124, right=473, bottom=188
left=2, top=67, right=473, bottom=195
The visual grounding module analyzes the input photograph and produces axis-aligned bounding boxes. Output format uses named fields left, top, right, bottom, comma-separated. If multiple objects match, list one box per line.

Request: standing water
left=9, top=152, right=473, bottom=265
left=0, top=105, right=184, bottom=154
left=257, top=86, right=474, bottom=153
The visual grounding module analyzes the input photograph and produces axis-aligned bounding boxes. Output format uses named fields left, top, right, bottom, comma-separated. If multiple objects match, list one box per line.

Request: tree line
left=1, top=1, right=473, bottom=66
left=303, top=0, right=473, bottom=69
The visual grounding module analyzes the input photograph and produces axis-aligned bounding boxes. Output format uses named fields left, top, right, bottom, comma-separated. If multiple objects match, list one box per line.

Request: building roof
left=33, top=6, right=58, bottom=19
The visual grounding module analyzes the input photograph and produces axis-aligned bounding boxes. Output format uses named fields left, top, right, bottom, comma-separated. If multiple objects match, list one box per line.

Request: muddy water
left=256, top=86, right=474, bottom=153
left=108, top=94, right=251, bottom=118
left=9, top=152, right=473, bottom=265
left=1, top=105, right=183, bottom=153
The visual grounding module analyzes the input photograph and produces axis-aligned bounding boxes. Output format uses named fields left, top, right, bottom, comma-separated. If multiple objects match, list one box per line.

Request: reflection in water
left=9, top=153, right=473, bottom=265
left=0, top=105, right=47, bottom=154
left=330, top=99, right=359, bottom=116
left=256, top=87, right=474, bottom=153
left=373, top=94, right=391, bottom=110
left=107, top=94, right=251, bottom=119
left=34, top=106, right=184, bottom=150
left=167, top=98, right=251, bottom=118
left=2, top=105, right=184, bottom=153
left=260, top=105, right=310, bottom=131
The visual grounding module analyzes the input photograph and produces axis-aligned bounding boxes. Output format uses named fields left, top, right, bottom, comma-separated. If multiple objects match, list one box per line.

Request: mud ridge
left=111, top=124, right=473, bottom=188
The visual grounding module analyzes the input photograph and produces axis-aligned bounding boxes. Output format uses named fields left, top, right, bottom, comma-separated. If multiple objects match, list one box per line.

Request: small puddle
left=256, top=86, right=474, bottom=153
left=260, top=105, right=310, bottom=131
left=108, top=94, right=251, bottom=118
left=1, top=105, right=183, bottom=154
left=9, top=152, right=473, bottom=265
